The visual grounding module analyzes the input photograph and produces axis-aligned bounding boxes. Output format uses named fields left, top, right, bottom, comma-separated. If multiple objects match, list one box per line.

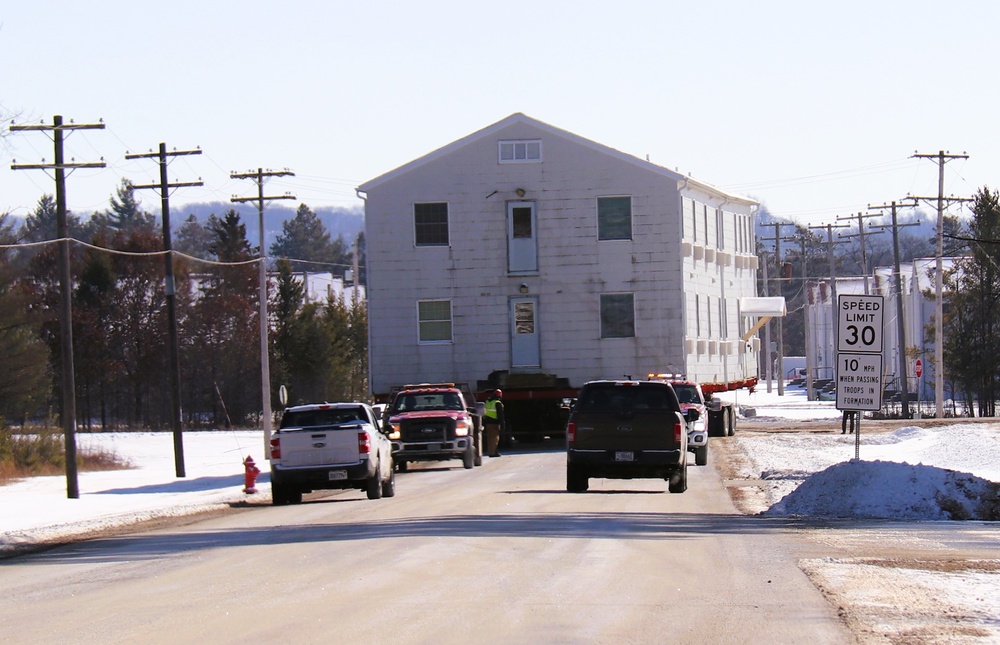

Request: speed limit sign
left=838, top=295, right=884, bottom=354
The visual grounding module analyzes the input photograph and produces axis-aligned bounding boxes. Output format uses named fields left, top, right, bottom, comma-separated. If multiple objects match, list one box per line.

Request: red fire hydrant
left=243, top=455, right=261, bottom=494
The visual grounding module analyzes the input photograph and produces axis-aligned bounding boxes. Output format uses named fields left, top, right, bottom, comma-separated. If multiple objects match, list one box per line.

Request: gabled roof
left=357, top=113, right=756, bottom=206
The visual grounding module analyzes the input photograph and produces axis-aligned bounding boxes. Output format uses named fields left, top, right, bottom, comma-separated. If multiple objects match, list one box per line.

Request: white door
left=507, top=201, right=537, bottom=274
left=511, top=297, right=540, bottom=368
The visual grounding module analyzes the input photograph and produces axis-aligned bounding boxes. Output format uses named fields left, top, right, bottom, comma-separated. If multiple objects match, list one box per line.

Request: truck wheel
left=474, top=428, right=483, bottom=467
left=708, top=412, right=725, bottom=437
left=381, top=466, right=396, bottom=498
left=567, top=465, right=589, bottom=492
left=695, top=445, right=708, bottom=466
left=271, top=481, right=289, bottom=506
left=463, top=444, right=475, bottom=469
left=396, top=459, right=408, bottom=473
left=272, top=476, right=296, bottom=505
left=668, top=464, right=688, bottom=493
left=366, top=465, right=383, bottom=500
left=727, top=408, right=736, bottom=436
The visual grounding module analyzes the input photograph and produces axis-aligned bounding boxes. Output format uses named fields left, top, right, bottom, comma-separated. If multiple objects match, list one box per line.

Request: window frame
left=414, top=202, right=450, bottom=247
left=498, top=139, right=542, bottom=164
left=417, top=299, right=453, bottom=344
left=597, top=195, right=633, bottom=241
left=600, top=292, right=636, bottom=339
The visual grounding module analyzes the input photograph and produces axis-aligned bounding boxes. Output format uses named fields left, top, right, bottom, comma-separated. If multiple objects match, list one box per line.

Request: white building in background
left=298, top=272, right=366, bottom=306
left=805, top=257, right=958, bottom=407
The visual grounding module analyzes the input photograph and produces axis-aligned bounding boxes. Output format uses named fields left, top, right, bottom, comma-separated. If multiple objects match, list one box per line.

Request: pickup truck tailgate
left=278, top=427, right=361, bottom=467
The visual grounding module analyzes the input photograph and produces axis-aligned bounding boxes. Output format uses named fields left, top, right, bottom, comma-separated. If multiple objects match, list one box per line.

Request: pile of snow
left=732, top=388, right=1000, bottom=520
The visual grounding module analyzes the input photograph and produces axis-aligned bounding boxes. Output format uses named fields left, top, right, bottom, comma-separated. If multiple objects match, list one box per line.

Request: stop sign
left=915, top=359, right=923, bottom=378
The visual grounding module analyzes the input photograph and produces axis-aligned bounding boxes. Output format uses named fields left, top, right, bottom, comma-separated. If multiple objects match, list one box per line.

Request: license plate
left=328, top=470, right=347, bottom=481
left=615, top=451, right=634, bottom=462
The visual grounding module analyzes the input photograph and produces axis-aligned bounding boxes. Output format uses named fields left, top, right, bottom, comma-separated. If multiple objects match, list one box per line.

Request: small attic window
left=499, top=139, right=542, bottom=163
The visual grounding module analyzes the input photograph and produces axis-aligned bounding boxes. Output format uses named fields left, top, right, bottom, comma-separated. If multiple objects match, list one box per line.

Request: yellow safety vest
left=484, top=399, right=499, bottom=420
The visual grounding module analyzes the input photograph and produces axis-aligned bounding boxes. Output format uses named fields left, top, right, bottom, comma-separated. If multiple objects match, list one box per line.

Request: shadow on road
left=16, top=511, right=812, bottom=565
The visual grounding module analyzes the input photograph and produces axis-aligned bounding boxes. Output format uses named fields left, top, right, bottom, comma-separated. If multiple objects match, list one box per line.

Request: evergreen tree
left=270, top=203, right=349, bottom=274
left=0, top=213, right=49, bottom=423
left=19, top=194, right=82, bottom=242
left=942, top=187, right=1000, bottom=416
left=175, top=214, right=214, bottom=258
left=185, top=209, right=260, bottom=425
left=90, top=179, right=156, bottom=234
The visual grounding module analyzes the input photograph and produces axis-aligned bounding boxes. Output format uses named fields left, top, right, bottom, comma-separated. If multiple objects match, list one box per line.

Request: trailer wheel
left=727, top=407, right=736, bottom=436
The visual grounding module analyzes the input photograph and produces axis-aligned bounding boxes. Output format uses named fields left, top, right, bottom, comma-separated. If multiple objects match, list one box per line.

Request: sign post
left=836, top=294, right=885, bottom=459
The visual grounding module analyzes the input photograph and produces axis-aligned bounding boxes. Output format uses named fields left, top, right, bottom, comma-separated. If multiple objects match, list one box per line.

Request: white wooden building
left=357, top=114, right=760, bottom=396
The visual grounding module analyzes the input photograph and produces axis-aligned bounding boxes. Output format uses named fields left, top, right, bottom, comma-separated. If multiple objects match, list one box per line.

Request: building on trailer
left=357, top=113, right=761, bottom=435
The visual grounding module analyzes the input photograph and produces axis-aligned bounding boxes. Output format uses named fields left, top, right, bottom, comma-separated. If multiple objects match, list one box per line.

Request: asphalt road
left=0, top=444, right=851, bottom=645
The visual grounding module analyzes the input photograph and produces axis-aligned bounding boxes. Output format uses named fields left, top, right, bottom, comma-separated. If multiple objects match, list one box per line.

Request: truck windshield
left=394, top=392, right=464, bottom=412
left=672, top=385, right=701, bottom=404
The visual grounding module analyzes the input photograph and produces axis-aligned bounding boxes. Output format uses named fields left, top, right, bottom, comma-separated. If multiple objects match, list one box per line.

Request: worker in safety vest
left=483, top=389, right=505, bottom=457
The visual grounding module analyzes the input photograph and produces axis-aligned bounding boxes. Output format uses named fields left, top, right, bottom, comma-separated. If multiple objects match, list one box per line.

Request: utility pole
left=795, top=233, right=815, bottom=400
left=911, top=150, right=970, bottom=419
left=760, top=222, right=794, bottom=394
left=126, top=143, right=203, bottom=478
left=231, top=168, right=296, bottom=453
left=760, top=251, right=772, bottom=393
left=10, top=116, right=105, bottom=499
left=837, top=211, right=880, bottom=295
left=808, top=223, right=849, bottom=396
left=870, top=200, right=920, bottom=418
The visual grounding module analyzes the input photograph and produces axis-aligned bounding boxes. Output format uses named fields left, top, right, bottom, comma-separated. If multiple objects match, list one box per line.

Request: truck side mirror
left=685, top=408, right=701, bottom=422
left=476, top=402, right=486, bottom=416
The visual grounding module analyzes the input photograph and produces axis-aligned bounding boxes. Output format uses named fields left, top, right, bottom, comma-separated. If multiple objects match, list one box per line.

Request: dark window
left=577, top=383, right=678, bottom=413
left=415, top=202, right=449, bottom=246
left=512, top=207, right=532, bottom=238
left=598, top=196, right=632, bottom=240
left=600, top=293, right=635, bottom=338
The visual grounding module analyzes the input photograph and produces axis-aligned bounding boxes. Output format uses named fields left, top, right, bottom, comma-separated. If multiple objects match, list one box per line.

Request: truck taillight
left=270, top=437, right=281, bottom=460
left=674, top=422, right=683, bottom=444
left=358, top=431, right=371, bottom=454
left=567, top=421, right=576, bottom=442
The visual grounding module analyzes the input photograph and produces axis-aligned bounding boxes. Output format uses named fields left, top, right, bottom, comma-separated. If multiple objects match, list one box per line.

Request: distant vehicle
left=649, top=373, right=738, bottom=438
left=651, top=376, right=709, bottom=466
left=269, top=402, right=395, bottom=505
left=383, top=383, right=484, bottom=471
left=565, top=380, right=690, bottom=494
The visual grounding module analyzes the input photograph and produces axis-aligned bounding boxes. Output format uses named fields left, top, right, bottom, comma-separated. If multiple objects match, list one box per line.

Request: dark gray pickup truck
left=565, top=380, right=690, bottom=493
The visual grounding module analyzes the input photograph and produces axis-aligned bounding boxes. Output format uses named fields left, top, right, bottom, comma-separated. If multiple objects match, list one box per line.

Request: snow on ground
left=1, top=430, right=268, bottom=556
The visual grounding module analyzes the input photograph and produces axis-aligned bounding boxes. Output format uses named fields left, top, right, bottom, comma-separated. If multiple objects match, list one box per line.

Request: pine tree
left=942, top=187, right=1000, bottom=416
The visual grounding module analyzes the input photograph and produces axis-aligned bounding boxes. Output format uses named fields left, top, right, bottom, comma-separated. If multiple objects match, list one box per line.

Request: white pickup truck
left=269, top=402, right=395, bottom=505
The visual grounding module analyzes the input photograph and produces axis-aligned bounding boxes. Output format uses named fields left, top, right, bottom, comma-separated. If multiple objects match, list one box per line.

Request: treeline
left=0, top=180, right=367, bottom=429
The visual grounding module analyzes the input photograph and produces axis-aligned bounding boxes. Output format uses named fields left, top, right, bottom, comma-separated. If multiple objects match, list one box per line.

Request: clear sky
left=1, top=1, right=995, bottom=227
